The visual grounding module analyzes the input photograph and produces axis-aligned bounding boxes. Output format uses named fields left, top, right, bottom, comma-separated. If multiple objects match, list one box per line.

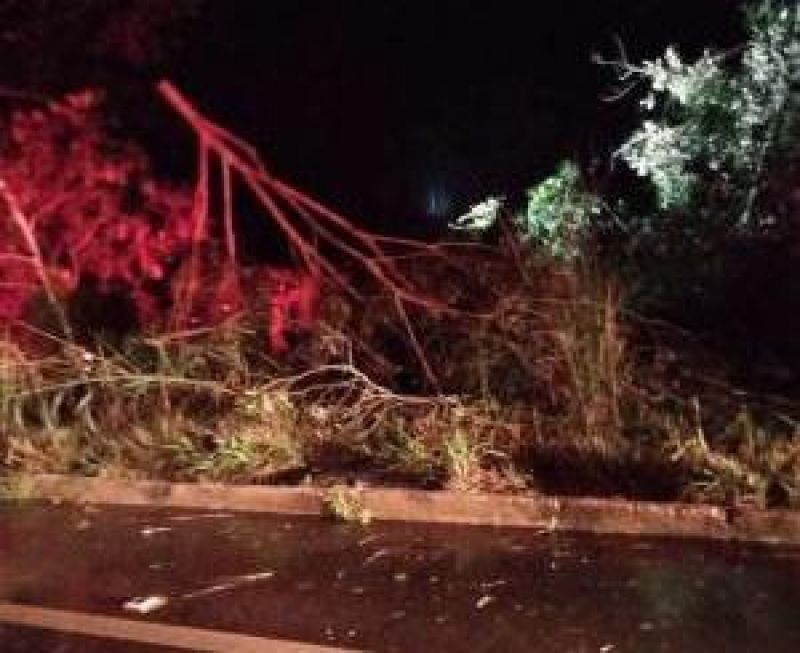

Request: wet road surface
left=1, top=501, right=800, bottom=652
left=1, top=622, right=183, bottom=653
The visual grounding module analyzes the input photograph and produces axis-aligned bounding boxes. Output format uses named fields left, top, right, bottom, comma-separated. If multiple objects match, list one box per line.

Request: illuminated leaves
left=617, top=1, right=800, bottom=224
left=521, top=161, right=602, bottom=260
left=0, top=89, right=193, bottom=330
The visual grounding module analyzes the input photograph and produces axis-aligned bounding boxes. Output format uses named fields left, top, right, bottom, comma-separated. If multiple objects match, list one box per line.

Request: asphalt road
left=2, top=501, right=800, bottom=652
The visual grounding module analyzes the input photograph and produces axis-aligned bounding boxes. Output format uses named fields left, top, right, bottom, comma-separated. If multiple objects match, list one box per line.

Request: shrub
left=520, top=160, right=604, bottom=260
left=615, top=0, right=799, bottom=230
left=0, top=90, right=194, bottom=336
left=601, top=1, right=800, bottom=373
left=449, top=162, right=605, bottom=261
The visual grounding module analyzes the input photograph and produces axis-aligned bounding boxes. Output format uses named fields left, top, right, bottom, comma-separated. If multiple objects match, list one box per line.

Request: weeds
left=0, top=472, right=37, bottom=501
left=443, top=427, right=483, bottom=491
left=3, top=250, right=799, bottom=508
left=663, top=401, right=800, bottom=507
left=1, top=77, right=799, bottom=510
left=322, top=485, right=372, bottom=525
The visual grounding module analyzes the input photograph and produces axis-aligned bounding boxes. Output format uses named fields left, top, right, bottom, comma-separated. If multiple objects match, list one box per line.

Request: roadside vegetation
left=1, top=1, right=799, bottom=509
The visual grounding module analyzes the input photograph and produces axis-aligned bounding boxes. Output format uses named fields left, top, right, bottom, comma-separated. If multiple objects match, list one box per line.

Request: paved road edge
left=13, top=473, right=800, bottom=546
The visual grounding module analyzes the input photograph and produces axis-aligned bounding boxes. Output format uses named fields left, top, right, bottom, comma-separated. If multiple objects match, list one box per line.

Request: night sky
left=4, top=0, right=749, bottom=230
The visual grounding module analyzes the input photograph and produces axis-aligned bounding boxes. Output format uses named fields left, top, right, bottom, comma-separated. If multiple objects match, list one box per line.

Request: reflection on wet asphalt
left=1, top=501, right=800, bottom=652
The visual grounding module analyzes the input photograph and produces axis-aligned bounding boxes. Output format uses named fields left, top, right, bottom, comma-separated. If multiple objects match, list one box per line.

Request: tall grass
left=1, top=250, right=798, bottom=507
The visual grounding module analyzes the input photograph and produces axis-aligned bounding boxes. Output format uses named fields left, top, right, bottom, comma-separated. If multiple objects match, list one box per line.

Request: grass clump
left=322, top=485, right=372, bottom=525
left=0, top=472, right=38, bottom=502
left=2, top=242, right=799, bottom=509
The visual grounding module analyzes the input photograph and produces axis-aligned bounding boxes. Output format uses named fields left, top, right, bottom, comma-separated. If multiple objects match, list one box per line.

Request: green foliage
left=520, top=161, right=603, bottom=260
left=448, top=162, right=603, bottom=261
left=617, top=0, right=800, bottom=228
left=618, top=48, right=726, bottom=209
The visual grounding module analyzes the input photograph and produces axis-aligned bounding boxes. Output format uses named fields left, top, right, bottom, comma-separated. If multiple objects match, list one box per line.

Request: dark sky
left=4, top=0, right=750, bottom=229
left=168, top=0, right=747, bottom=228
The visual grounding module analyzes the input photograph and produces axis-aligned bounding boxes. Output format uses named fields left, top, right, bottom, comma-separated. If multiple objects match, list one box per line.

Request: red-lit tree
left=1, top=80, right=452, bottom=377
left=0, top=89, right=193, bottom=338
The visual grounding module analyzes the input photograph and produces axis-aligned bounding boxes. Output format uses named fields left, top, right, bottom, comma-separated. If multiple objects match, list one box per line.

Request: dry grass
left=2, top=246, right=799, bottom=508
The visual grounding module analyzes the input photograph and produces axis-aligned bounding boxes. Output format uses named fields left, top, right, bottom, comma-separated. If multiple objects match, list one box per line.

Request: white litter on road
left=123, top=595, right=169, bottom=614
left=140, top=526, right=172, bottom=537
